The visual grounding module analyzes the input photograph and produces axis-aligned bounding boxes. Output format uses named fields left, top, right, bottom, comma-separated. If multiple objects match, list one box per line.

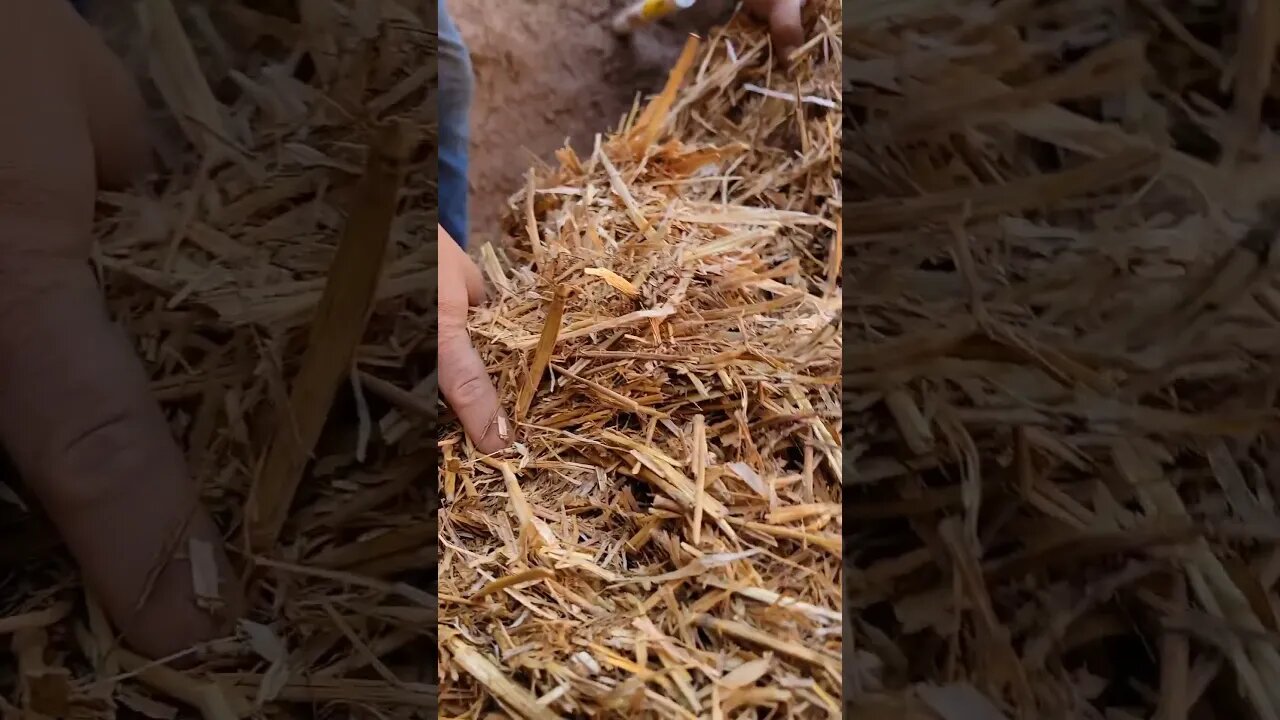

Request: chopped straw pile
left=438, top=3, right=843, bottom=719
left=2, top=1, right=432, bottom=718
left=845, top=1, right=1280, bottom=719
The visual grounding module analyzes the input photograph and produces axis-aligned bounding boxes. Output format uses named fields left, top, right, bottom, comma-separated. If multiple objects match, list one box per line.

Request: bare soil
left=452, top=0, right=733, bottom=242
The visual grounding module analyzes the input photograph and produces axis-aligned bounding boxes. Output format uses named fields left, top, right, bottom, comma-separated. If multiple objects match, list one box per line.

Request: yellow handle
left=639, top=0, right=672, bottom=21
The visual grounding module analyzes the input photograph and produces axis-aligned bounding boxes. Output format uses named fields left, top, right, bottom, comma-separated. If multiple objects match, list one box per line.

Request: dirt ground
left=451, top=0, right=732, bottom=243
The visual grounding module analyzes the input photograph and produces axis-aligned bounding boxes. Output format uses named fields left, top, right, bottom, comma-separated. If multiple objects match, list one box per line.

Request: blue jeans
left=439, top=0, right=472, bottom=248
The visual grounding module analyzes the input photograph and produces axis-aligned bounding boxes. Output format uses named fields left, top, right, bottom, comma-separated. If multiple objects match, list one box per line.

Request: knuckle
left=39, top=408, right=152, bottom=511
left=436, top=317, right=472, bottom=352
left=447, top=372, right=490, bottom=407
left=437, top=300, right=468, bottom=327
left=0, top=164, right=90, bottom=265
left=0, top=163, right=81, bottom=221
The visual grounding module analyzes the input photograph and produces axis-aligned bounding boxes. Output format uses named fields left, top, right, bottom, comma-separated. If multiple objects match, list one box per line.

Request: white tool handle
left=611, top=0, right=697, bottom=34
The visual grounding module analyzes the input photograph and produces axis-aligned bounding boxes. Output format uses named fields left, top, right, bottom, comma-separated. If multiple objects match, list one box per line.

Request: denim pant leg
left=438, top=0, right=473, bottom=248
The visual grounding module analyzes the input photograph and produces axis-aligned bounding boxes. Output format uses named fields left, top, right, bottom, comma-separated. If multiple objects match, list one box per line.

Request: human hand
left=744, top=0, right=807, bottom=55
left=0, top=0, right=238, bottom=657
left=438, top=227, right=509, bottom=453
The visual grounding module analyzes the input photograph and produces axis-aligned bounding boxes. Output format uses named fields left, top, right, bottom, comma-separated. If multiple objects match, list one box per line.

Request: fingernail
left=488, top=413, right=511, bottom=447
left=477, top=413, right=513, bottom=454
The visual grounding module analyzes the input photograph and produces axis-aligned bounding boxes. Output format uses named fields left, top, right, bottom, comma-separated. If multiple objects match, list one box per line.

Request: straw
left=841, top=1, right=1280, bottom=717
left=440, top=1, right=843, bottom=717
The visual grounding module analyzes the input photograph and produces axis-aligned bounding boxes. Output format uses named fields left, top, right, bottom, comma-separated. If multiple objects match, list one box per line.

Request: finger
left=0, top=267, right=240, bottom=658
left=441, top=226, right=486, bottom=306
left=0, top=4, right=235, bottom=657
left=767, top=0, right=805, bottom=55
left=439, top=312, right=509, bottom=454
left=48, top=0, right=152, bottom=187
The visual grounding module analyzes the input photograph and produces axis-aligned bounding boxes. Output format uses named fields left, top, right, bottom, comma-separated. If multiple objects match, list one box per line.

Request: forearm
left=438, top=0, right=473, bottom=246
left=0, top=262, right=233, bottom=657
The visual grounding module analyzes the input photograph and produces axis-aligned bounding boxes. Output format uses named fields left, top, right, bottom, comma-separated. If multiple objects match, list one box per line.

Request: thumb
left=766, top=0, right=805, bottom=55
left=439, top=306, right=509, bottom=454
left=65, top=1, right=151, bottom=186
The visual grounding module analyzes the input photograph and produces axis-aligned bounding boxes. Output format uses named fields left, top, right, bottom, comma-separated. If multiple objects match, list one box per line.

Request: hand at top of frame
left=744, top=0, right=808, bottom=55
